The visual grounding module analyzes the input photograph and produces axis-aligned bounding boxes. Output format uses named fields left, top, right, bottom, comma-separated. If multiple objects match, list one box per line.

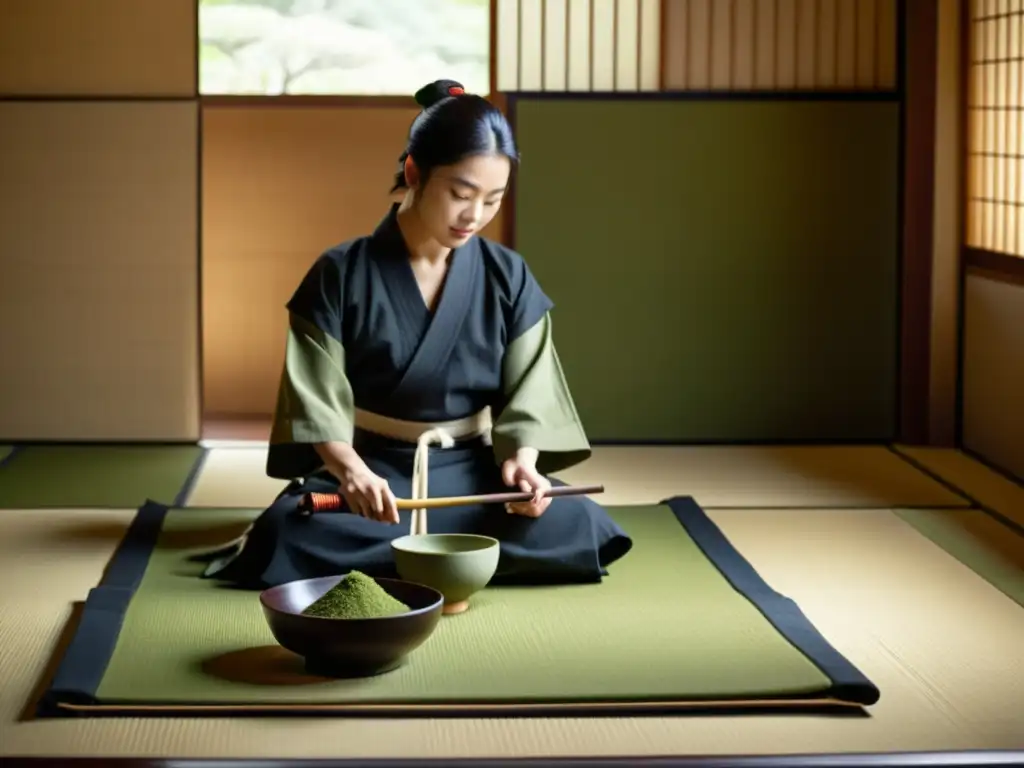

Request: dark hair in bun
left=391, top=79, right=518, bottom=193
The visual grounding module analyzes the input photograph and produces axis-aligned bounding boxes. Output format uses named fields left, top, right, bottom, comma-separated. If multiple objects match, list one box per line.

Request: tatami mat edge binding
left=173, top=448, right=209, bottom=507
left=34, top=500, right=169, bottom=719
left=664, top=498, right=877, bottom=708
left=35, top=496, right=882, bottom=718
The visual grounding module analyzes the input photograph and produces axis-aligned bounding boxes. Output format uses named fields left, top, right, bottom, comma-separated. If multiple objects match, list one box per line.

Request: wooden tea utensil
left=297, top=484, right=605, bottom=515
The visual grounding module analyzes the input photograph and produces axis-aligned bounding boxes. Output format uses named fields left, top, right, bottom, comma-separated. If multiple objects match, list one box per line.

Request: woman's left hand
left=500, top=448, right=551, bottom=518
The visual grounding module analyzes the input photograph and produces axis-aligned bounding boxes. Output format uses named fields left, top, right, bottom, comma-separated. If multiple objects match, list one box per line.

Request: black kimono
left=203, top=204, right=633, bottom=588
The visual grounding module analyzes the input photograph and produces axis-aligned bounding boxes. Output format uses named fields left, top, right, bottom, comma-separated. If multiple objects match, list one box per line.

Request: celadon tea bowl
left=390, top=533, right=500, bottom=615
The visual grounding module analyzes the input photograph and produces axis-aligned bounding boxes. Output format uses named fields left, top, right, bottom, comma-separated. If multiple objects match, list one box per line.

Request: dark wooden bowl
left=259, top=575, right=444, bottom=678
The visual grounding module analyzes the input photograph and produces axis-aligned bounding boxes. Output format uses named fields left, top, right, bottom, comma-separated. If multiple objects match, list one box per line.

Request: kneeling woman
left=203, top=80, right=633, bottom=589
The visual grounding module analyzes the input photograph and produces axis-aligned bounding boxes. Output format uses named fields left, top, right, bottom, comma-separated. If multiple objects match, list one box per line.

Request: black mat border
left=175, top=447, right=210, bottom=506
left=36, top=496, right=880, bottom=718
left=663, top=496, right=880, bottom=706
left=35, top=500, right=170, bottom=717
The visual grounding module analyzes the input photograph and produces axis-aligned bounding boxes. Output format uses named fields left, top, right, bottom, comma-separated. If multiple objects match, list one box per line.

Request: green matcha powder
left=302, top=570, right=410, bottom=619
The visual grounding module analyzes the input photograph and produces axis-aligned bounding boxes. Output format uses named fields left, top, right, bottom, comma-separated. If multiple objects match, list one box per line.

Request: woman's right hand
left=315, top=443, right=400, bottom=524
left=338, top=460, right=400, bottom=524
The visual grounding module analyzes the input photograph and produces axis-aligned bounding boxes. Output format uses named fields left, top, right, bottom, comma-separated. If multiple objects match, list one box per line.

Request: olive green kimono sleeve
left=490, top=311, right=591, bottom=475
left=265, top=312, right=356, bottom=480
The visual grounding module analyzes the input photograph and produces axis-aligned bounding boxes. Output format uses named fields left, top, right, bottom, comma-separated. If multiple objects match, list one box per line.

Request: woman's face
left=411, top=153, right=510, bottom=248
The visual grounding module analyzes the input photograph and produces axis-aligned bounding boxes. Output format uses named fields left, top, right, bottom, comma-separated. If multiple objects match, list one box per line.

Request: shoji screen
left=496, top=0, right=663, bottom=90
left=494, top=0, right=898, bottom=93
left=962, top=1, right=1024, bottom=480
left=966, top=0, right=1024, bottom=257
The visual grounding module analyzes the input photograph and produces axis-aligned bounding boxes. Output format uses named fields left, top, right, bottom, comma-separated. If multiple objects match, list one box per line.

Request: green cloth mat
left=38, top=498, right=880, bottom=717
left=894, top=508, right=1024, bottom=609
left=0, top=445, right=11, bottom=464
left=0, top=445, right=204, bottom=508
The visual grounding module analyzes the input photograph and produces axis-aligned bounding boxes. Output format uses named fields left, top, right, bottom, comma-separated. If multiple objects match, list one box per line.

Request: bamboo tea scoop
left=297, top=484, right=605, bottom=515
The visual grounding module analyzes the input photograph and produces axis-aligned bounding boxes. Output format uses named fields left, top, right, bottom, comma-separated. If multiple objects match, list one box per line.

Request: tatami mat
left=2, top=506, right=1021, bottom=759
left=0, top=445, right=203, bottom=508
left=555, top=446, right=970, bottom=507
left=894, top=507, right=1024, bottom=608
left=184, top=447, right=286, bottom=508
left=894, top=446, right=1024, bottom=529
left=184, top=444, right=971, bottom=509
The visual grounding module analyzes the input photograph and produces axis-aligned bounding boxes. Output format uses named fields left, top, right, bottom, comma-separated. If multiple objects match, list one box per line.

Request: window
left=198, top=0, right=491, bottom=96
left=966, top=0, right=1024, bottom=258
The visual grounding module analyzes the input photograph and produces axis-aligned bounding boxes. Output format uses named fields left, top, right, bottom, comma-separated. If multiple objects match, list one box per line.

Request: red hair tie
left=448, top=86, right=465, bottom=96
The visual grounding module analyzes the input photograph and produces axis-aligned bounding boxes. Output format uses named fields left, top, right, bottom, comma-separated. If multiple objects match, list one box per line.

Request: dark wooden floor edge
left=898, top=0, right=939, bottom=447
left=2, top=751, right=1024, bottom=768
left=173, top=448, right=210, bottom=507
